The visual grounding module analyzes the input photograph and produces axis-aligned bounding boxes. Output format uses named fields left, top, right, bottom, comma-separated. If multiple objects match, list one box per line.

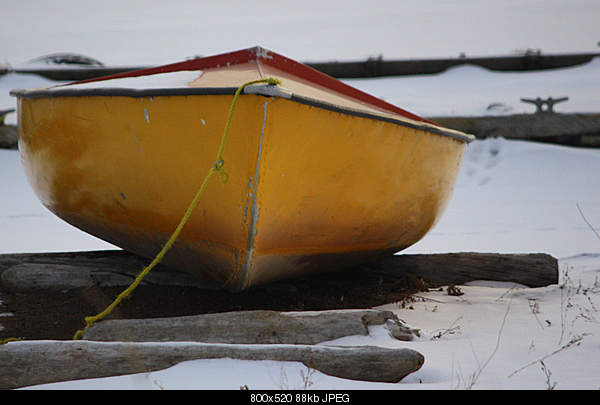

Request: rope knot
left=213, top=159, right=229, bottom=184
left=213, top=159, right=225, bottom=170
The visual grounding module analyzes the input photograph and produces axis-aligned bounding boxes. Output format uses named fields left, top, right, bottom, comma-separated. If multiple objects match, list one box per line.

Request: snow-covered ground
left=3, top=136, right=600, bottom=390
left=2, top=0, right=600, bottom=391
left=346, top=57, right=600, bottom=118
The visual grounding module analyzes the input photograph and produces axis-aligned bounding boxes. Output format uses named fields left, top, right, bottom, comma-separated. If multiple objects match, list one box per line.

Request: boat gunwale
left=10, top=86, right=474, bottom=143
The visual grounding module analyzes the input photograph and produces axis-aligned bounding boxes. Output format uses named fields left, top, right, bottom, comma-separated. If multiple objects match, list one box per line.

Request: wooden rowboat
left=11, top=46, right=473, bottom=291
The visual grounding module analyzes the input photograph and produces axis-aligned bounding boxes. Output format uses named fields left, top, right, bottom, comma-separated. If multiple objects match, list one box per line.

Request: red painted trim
left=68, top=48, right=257, bottom=85
left=68, top=46, right=432, bottom=124
left=259, top=48, right=433, bottom=124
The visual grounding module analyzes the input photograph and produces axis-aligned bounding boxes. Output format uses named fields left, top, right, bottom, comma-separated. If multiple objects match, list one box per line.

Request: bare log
left=0, top=340, right=424, bottom=389
left=0, top=250, right=558, bottom=292
left=82, top=309, right=420, bottom=344
left=0, top=250, right=216, bottom=292
left=431, top=113, right=600, bottom=147
left=366, top=252, right=558, bottom=288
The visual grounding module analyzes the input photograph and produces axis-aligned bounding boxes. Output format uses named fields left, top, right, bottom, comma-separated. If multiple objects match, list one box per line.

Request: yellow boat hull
left=16, top=91, right=466, bottom=290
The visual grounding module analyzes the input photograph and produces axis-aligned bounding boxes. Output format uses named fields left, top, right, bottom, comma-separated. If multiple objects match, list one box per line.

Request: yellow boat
left=11, top=46, right=473, bottom=291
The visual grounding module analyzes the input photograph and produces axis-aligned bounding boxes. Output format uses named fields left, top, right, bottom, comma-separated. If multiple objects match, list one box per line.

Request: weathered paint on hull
left=17, top=93, right=465, bottom=291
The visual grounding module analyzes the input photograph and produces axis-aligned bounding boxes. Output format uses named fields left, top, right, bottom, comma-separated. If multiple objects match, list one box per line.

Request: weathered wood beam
left=0, top=340, right=424, bottom=389
left=431, top=114, right=600, bottom=147
left=0, top=250, right=559, bottom=292
left=0, top=250, right=215, bottom=292
left=366, top=252, right=559, bottom=288
left=82, top=309, right=420, bottom=344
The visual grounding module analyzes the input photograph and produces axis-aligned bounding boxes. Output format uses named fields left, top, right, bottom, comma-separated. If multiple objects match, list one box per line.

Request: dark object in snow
left=0, top=125, right=17, bottom=149
left=26, top=53, right=104, bottom=67
left=446, top=284, right=464, bottom=296
left=0, top=109, right=17, bottom=149
left=521, top=96, right=569, bottom=114
left=0, top=108, right=15, bottom=123
left=486, top=102, right=512, bottom=113
left=10, top=51, right=600, bottom=82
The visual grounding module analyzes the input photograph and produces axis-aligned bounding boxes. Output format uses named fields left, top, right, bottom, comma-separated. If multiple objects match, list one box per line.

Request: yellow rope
left=72, top=77, right=281, bottom=340
left=0, top=338, right=22, bottom=345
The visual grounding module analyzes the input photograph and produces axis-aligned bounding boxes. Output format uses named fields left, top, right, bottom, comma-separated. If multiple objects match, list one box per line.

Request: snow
left=47, top=70, right=205, bottom=91
left=405, top=137, right=600, bottom=258
left=346, top=57, right=600, bottom=117
left=2, top=0, right=600, bottom=391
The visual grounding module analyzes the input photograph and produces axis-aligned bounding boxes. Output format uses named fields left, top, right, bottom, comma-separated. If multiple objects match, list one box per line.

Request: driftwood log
left=0, top=340, right=425, bottom=389
left=432, top=113, right=600, bottom=147
left=0, top=250, right=558, bottom=292
left=82, top=309, right=420, bottom=344
left=0, top=250, right=212, bottom=292
left=370, top=252, right=558, bottom=288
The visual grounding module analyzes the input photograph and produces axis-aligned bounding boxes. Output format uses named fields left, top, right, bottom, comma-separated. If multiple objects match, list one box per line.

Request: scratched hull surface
left=12, top=47, right=473, bottom=290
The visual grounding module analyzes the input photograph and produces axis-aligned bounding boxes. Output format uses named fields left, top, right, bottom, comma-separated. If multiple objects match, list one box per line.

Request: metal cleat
left=520, top=97, right=569, bottom=114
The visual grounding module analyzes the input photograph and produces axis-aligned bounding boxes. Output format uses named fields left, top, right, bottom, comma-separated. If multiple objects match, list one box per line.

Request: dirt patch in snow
left=0, top=266, right=427, bottom=341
